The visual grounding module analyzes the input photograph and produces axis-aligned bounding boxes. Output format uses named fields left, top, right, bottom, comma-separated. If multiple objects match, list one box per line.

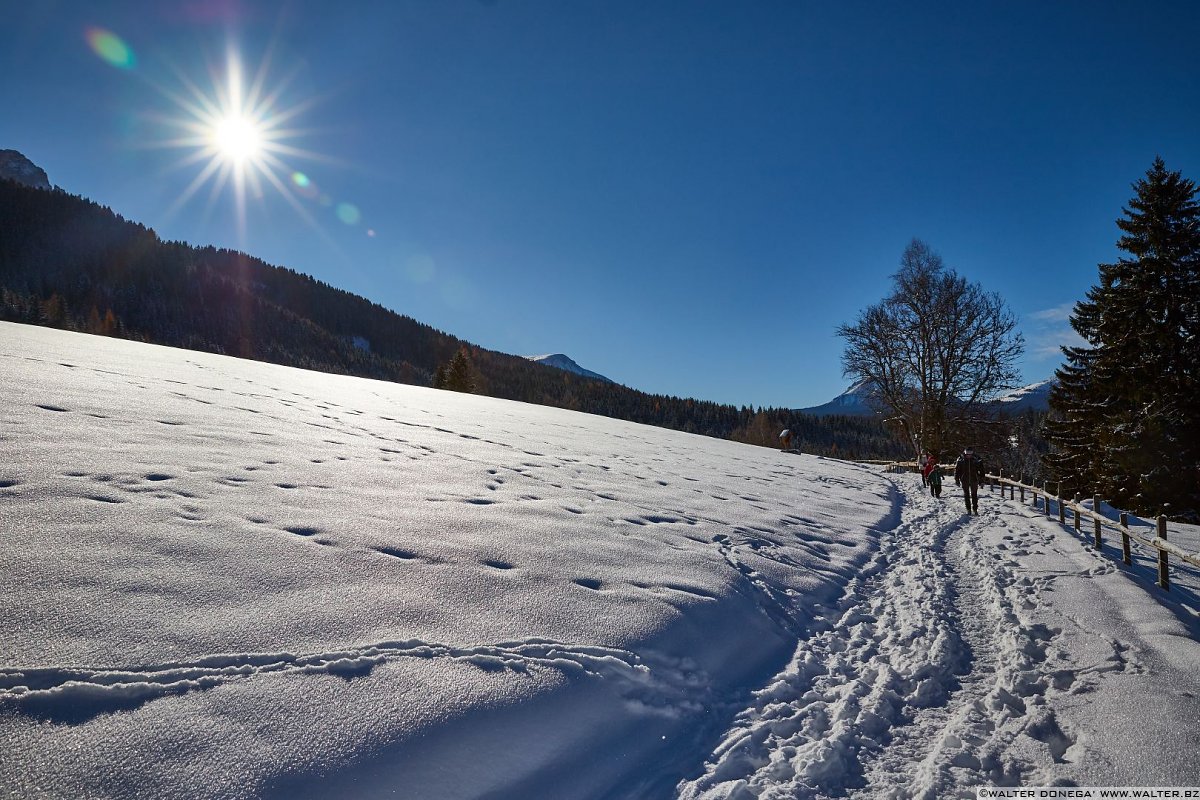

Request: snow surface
left=2, top=321, right=1198, bottom=799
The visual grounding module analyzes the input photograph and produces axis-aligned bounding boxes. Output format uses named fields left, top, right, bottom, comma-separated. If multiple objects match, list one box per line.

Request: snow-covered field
left=2, top=321, right=1199, bottom=799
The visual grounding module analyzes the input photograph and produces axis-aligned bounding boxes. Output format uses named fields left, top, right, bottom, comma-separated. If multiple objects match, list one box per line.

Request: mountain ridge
left=0, top=172, right=905, bottom=458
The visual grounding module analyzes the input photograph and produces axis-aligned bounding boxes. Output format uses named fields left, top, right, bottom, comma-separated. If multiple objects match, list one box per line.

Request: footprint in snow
left=373, top=545, right=420, bottom=560
left=86, top=494, right=125, bottom=504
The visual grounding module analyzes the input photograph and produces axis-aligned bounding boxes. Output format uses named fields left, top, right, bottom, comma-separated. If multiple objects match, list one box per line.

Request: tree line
left=0, top=178, right=907, bottom=460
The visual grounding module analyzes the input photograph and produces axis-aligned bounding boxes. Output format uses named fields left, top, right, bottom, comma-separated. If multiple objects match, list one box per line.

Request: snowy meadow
left=0, top=322, right=893, bottom=798
left=3, top=321, right=1199, bottom=799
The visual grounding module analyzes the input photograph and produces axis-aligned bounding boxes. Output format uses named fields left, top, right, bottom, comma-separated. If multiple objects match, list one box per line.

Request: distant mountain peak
left=526, top=353, right=612, bottom=383
left=797, top=379, right=882, bottom=417
left=991, top=379, right=1057, bottom=412
left=799, top=377, right=1057, bottom=417
left=0, top=150, right=50, bottom=190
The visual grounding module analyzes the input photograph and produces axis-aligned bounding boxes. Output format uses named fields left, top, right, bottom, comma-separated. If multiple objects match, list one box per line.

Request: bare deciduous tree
left=837, top=239, right=1024, bottom=459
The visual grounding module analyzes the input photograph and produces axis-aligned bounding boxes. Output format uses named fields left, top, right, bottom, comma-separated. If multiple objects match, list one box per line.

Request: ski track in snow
left=677, top=478, right=1152, bottom=800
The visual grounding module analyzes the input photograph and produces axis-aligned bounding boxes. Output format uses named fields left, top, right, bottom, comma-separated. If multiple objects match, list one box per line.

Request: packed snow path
left=679, top=476, right=1200, bottom=798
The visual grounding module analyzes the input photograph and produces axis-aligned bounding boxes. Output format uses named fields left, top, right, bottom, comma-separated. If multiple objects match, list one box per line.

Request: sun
left=212, top=114, right=263, bottom=164
left=150, top=44, right=324, bottom=241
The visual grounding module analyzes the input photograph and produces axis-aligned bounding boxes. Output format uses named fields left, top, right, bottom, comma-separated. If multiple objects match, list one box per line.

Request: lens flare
left=335, top=202, right=361, bottom=225
left=86, top=28, right=136, bottom=69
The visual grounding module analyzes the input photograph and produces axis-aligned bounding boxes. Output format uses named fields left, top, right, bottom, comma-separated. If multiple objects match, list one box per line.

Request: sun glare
left=152, top=45, right=325, bottom=241
left=212, top=115, right=263, bottom=163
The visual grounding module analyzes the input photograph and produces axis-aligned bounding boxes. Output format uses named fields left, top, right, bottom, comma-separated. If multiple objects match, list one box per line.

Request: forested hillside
left=0, top=178, right=905, bottom=459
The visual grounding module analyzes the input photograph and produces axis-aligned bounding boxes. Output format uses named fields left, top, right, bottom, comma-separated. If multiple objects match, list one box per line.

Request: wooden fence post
left=1157, top=515, right=1169, bottom=590
left=1020, top=482, right=1025, bottom=503
left=1093, top=495, right=1102, bottom=549
left=1058, top=485, right=1066, bottom=524
left=1120, top=512, right=1132, bottom=565
left=1032, top=482, right=1038, bottom=510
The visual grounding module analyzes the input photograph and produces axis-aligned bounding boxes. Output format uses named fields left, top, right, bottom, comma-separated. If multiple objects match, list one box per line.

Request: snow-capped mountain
left=0, top=150, right=50, bottom=190
left=525, top=353, right=613, bottom=383
left=797, top=378, right=881, bottom=417
left=799, top=377, right=1057, bottom=417
left=992, top=379, right=1056, bottom=413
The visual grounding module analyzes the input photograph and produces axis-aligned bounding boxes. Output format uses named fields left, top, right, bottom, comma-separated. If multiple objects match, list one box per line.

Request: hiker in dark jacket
left=954, top=447, right=985, bottom=515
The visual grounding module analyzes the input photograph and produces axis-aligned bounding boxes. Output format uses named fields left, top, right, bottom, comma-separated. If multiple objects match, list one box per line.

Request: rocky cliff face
left=0, top=150, right=51, bottom=190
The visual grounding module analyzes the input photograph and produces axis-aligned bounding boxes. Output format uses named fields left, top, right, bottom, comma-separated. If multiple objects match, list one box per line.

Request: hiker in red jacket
left=922, top=454, right=943, bottom=498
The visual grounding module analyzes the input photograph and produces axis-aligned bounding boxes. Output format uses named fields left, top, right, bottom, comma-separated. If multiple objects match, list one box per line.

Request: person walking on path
left=923, top=455, right=943, bottom=498
left=779, top=429, right=793, bottom=451
left=918, top=453, right=930, bottom=487
left=954, top=447, right=984, bottom=514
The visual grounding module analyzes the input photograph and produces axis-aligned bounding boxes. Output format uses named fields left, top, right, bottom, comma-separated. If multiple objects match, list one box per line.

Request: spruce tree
left=444, top=347, right=477, bottom=393
left=1046, top=158, right=1200, bottom=517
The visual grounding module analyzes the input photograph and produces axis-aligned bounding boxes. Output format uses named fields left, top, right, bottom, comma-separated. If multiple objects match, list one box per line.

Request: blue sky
left=2, top=1, right=1198, bottom=408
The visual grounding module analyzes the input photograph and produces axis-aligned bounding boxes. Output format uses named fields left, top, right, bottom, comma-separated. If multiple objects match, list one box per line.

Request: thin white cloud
left=1024, top=304, right=1088, bottom=361
left=1027, top=302, right=1076, bottom=323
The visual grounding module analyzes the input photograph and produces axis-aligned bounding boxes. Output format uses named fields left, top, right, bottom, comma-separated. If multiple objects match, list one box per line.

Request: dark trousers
left=963, top=483, right=979, bottom=513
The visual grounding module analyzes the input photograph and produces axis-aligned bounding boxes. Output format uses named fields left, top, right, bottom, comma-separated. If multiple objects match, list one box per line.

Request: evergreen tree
left=432, top=362, right=450, bottom=390
left=1045, top=158, right=1200, bottom=518
left=443, top=347, right=477, bottom=393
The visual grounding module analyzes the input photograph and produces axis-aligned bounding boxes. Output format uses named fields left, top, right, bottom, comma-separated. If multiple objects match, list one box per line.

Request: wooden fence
left=984, top=472, right=1200, bottom=591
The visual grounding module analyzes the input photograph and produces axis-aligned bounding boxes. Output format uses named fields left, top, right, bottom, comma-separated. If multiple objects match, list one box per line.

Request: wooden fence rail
left=984, top=472, right=1200, bottom=591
